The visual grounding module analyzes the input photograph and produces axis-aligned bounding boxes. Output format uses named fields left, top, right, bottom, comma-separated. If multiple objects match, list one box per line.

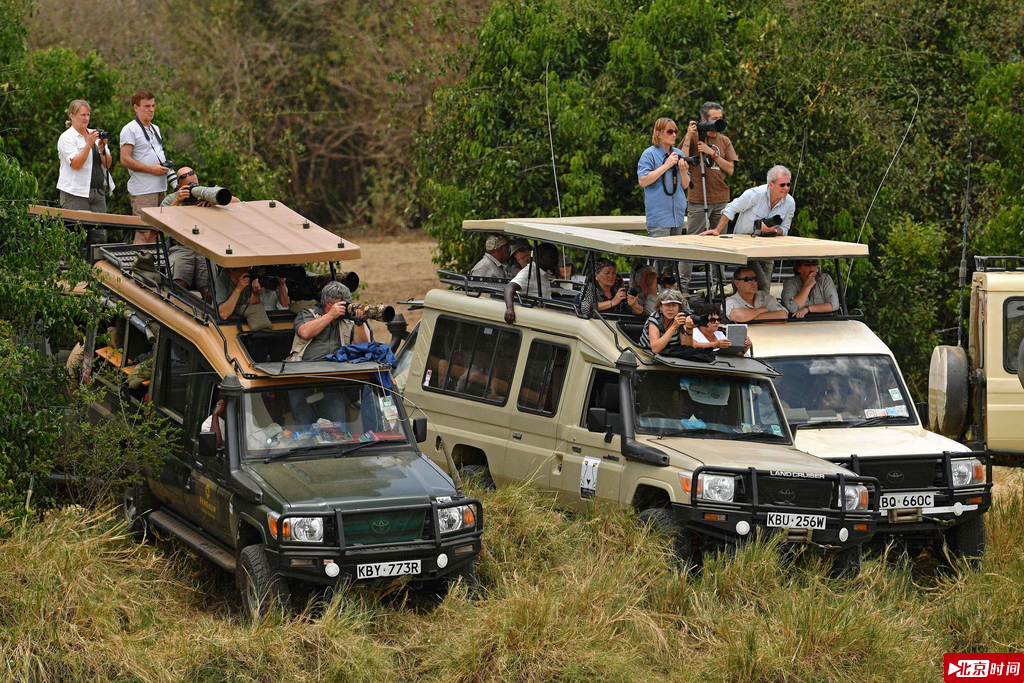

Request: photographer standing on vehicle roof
left=162, top=166, right=241, bottom=302
left=119, top=91, right=171, bottom=244
left=289, top=280, right=370, bottom=361
left=638, top=118, right=691, bottom=238
left=57, top=99, right=114, bottom=215
left=702, top=164, right=796, bottom=291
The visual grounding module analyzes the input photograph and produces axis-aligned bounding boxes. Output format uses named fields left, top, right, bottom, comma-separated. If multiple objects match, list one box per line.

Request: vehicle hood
left=644, top=437, right=852, bottom=476
left=794, top=426, right=971, bottom=460
left=245, top=451, right=457, bottom=511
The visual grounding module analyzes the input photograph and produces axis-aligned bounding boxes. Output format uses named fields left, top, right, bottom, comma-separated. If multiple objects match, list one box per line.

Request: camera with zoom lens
left=344, top=303, right=395, bottom=323
left=691, top=118, right=727, bottom=139
left=183, top=183, right=233, bottom=206
left=689, top=313, right=712, bottom=327
left=680, top=154, right=702, bottom=166
left=752, top=214, right=783, bottom=237
left=96, top=129, right=110, bottom=140
left=628, top=285, right=642, bottom=297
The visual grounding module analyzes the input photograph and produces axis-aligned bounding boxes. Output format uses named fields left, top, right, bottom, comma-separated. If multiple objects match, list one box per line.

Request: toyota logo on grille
left=886, top=470, right=905, bottom=484
left=371, top=519, right=391, bottom=534
left=778, top=488, right=796, bottom=503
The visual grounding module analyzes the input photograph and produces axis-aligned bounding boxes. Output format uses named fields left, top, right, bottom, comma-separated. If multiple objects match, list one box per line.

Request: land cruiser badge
left=580, top=456, right=601, bottom=500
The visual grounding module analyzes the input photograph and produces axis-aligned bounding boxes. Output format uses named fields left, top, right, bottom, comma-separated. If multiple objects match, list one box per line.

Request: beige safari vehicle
left=930, top=256, right=1024, bottom=462
left=654, top=232, right=992, bottom=562
left=45, top=202, right=483, bottom=618
left=397, top=220, right=880, bottom=576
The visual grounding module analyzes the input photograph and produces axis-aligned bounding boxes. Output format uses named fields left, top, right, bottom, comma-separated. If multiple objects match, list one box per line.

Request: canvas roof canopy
left=661, top=233, right=869, bottom=260
left=141, top=200, right=360, bottom=267
left=463, top=215, right=647, bottom=233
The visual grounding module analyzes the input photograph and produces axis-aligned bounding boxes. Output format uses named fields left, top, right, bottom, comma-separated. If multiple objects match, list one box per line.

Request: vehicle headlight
left=951, top=458, right=984, bottom=487
left=698, top=474, right=736, bottom=502
left=287, top=516, right=324, bottom=543
left=438, top=504, right=475, bottom=534
left=841, top=484, right=869, bottom=512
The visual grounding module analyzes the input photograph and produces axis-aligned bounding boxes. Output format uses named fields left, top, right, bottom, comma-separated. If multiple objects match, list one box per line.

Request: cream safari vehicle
left=654, top=232, right=992, bottom=562
left=397, top=219, right=880, bottom=576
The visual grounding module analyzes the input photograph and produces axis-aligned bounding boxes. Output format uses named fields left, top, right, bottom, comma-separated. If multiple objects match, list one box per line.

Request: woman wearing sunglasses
left=690, top=303, right=752, bottom=353
left=636, top=118, right=691, bottom=238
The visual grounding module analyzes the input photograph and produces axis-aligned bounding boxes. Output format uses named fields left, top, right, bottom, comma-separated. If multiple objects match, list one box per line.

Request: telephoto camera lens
left=696, top=119, right=727, bottom=135
left=187, top=185, right=233, bottom=206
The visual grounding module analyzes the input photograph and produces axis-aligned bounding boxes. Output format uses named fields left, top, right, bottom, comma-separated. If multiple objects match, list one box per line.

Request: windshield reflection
left=769, top=355, right=915, bottom=427
left=242, top=383, right=407, bottom=457
left=635, top=371, right=789, bottom=442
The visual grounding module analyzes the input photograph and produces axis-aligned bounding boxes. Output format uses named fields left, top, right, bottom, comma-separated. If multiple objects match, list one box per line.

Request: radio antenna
left=956, top=143, right=972, bottom=348
left=545, top=62, right=562, bottom=221
left=791, top=126, right=808, bottom=198
left=843, top=83, right=920, bottom=297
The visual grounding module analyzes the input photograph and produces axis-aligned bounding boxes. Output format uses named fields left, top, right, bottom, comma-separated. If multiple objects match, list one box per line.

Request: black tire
left=447, top=561, right=481, bottom=597
left=237, top=544, right=292, bottom=620
left=944, top=515, right=986, bottom=567
left=121, top=479, right=157, bottom=543
left=639, top=507, right=695, bottom=570
left=459, top=464, right=495, bottom=490
left=828, top=544, right=863, bottom=579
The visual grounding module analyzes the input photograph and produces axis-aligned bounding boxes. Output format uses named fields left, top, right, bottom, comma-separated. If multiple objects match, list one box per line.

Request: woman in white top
left=56, top=100, right=113, bottom=213
left=691, top=302, right=751, bottom=352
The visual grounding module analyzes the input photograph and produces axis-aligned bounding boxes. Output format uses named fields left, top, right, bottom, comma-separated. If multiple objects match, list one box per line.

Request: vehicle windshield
left=635, top=371, right=789, bottom=442
left=768, top=355, right=916, bottom=427
left=242, top=383, right=407, bottom=458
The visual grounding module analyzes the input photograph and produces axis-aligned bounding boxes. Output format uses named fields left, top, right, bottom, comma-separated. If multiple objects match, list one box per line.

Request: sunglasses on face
left=735, top=276, right=758, bottom=283
left=708, top=317, right=721, bottom=323
left=776, top=182, right=791, bottom=187
left=177, top=171, right=196, bottom=184
left=664, top=129, right=678, bottom=135
left=799, top=261, right=819, bottom=267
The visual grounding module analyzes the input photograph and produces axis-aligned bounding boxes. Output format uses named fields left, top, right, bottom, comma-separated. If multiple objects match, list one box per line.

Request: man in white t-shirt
left=725, top=266, right=788, bottom=323
left=503, top=242, right=558, bottom=324
left=119, top=90, right=171, bottom=243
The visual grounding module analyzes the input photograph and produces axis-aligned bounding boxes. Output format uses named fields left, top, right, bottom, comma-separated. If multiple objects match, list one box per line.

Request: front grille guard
left=276, top=497, right=484, bottom=557
left=688, top=465, right=880, bottom=523
left=829, top=450, right=992, bottom=497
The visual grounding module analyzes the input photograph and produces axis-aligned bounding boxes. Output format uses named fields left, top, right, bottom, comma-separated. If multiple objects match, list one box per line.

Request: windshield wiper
left=851, top=415, right=906, bottom=427
left=261, top=438, right=388, bottom=463
left=794, top=419, right=853, bottom=429
left=728, top=431, right=788, bottom=442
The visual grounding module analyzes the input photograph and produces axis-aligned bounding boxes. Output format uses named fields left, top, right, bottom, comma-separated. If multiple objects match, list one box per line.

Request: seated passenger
left=508, top=239, right=533, bottom=277
left=215, top=267, right=287, bottom=327
left=640, top=289, right=695, bottom=353
left=288, top=280, right=370, bottom=361
left=594, top=258, right=644, bottom=316
left=632, top=264, right=660, bottom=315
left=781, top=259, right=839, bottom=318
left=471, top=235, right=511, bottom=279
left=161, top=167, right=241, bottom=301
left=556, top=254, right=586, bottom=284
left=503, top=242, right=558, bottom=324
left=725, top=266, right=788, bottom=323
left=691, top=303, right=752, bottom=352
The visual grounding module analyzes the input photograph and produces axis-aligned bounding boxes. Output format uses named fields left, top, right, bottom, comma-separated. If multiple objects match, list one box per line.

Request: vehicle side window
left=517, top=340, right=570, bottom=416
left=582, top=369, right=622, bottom=435
left=423, top=317, right=520, bottom=404
left=158, top=335, right=194, bottom=420
left=1004, top=298, right=1024, bottom=373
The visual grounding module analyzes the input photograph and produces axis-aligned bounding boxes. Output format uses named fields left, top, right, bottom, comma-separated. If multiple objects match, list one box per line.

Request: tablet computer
left=717, top=324, right=748, bottom=356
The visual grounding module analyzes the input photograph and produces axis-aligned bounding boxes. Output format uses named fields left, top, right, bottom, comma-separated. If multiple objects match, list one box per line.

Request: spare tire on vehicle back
left=928, top=345, right=969, bottom=437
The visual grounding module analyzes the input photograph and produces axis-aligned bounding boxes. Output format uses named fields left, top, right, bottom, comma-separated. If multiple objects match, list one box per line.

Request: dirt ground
left=346, top=236, right=439, bottom=341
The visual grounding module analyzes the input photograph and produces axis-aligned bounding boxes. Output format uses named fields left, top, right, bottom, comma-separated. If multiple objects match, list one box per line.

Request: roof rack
left=437, top=270, right=590, bottom=318
left=974, top=256, right=1024, bottom=272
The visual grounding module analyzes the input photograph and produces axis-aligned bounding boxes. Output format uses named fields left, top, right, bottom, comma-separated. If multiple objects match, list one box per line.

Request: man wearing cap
left=725, top=266, right=788, bottom=323
left=781, top=259, right=839, bottom=318
left=471, top=235, right=512, bottom=279
left=507, top=239, right=533, bottom=276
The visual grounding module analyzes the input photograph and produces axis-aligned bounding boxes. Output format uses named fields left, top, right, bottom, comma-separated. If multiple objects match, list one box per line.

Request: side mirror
left=198, top=430, right=217, bottom=458
left=587, top=407, right=608, bottom=433
left=915, top=401, right=928, bottom=427
left=412, top=417, right=428, bottom=443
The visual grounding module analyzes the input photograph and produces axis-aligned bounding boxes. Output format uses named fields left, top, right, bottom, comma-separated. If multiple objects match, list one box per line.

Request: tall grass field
left=1, top=472, right=1022, bottom=682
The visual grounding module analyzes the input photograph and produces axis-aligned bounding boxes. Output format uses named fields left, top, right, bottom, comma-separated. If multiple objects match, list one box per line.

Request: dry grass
left=1, top=477, right=1023, bottom=682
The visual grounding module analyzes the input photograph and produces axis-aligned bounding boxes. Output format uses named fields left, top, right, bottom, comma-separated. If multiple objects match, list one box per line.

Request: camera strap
left=134, top=117, right=168, bottom=165
left=659, top=149, right=680, bottom=196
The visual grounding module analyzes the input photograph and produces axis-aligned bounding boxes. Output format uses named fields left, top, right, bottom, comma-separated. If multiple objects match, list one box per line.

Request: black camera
left=756, top=215, right=783, bottom=229
left=690, top=313, right=712, bottom=327
left=680, top=154, right=702, bottom=166
left=96, top=129, right=110, bottom=140
left=693, top=119, right=727, bottom=137
left=628, top=285, right=642, bottom=297
left=657, top=275, right=677, bottom=286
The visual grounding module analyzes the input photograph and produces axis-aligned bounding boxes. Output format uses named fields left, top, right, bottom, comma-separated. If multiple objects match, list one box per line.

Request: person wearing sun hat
left=471, top=234, right=512, bottom=279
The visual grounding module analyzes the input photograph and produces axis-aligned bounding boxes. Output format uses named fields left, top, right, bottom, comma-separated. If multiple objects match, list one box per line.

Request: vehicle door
left=184, top=359, right=233, bottom=543
left=504, top=337, right=574, bottom=490
left=149, top=329, right=197, bottom=517
left=412, top=315, right=521, bottom=484
left=986, top=289, right=1024, bottom=454
left=554, top=368, right=625, bottom=511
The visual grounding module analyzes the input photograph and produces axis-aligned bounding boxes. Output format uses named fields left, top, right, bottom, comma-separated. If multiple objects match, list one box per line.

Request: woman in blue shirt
left=637, top=118, right=690, bottom=238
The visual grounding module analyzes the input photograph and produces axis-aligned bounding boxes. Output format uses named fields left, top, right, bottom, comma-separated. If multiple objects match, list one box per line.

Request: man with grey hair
left=471, top=235, right=511, bottom=279
left=288, top=280, right=370, bottom=361
left=702, top=164, right=796, bottom=290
